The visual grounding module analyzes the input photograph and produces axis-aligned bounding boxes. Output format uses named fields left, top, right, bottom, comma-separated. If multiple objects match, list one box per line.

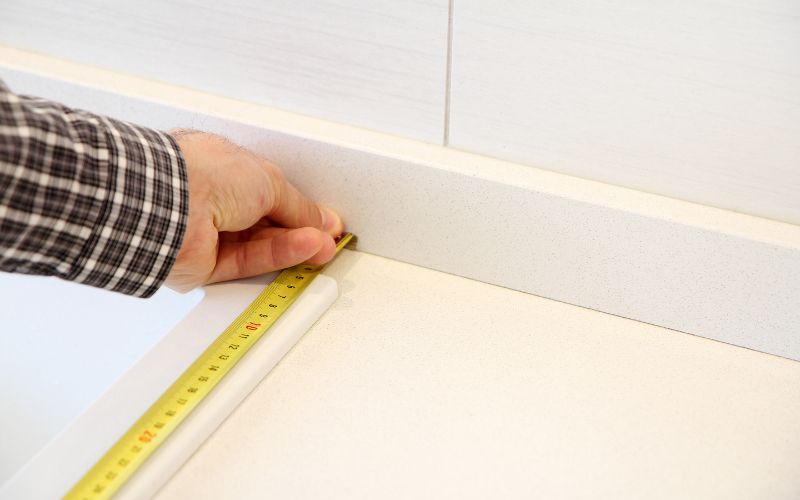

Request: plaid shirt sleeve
left=0, top=79, right=188, bottom=298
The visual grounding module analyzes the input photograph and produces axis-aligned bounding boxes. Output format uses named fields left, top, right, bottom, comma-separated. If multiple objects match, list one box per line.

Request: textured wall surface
left=0, top=0, right=449, bottom=142
left=449, top=0, right=800, bottom=224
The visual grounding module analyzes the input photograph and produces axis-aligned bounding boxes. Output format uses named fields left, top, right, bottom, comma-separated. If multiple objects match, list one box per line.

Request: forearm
left=0, top=80, right=188, bottom=297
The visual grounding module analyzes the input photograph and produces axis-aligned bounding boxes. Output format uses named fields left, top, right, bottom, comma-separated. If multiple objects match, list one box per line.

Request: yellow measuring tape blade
left=65, top=233, right=354, bottom=499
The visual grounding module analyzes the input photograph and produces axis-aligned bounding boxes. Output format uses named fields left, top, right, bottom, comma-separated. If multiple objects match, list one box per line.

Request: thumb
left=208, top=227, right=335, bottom=283
left=268, top=174, right=343, bottom=237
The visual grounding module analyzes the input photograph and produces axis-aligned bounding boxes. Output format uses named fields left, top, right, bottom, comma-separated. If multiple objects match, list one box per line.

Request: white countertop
left=156, top=250, right=800, bottom=499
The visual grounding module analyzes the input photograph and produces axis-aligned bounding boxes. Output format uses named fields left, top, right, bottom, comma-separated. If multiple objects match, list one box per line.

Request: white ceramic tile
left=449, top=0, right=800, bottom=224
left=159, top=251, right=800, bottom=499
left=0, top=0, right=448, bottom=143
left=1, top=54, right=798, bottom=362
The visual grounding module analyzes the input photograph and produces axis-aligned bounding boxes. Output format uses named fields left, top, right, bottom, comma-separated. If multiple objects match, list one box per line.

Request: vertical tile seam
left=443, top=0, right=455, bottom=146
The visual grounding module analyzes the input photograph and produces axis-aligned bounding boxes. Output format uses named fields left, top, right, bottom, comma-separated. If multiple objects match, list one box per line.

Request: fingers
left=208, top=227, right=336, bottom=284
left=177, top=131, right=343, bottom=236
left=218, top=221, right=287, bottom=244
left=268, top=173, right=343, bottom=237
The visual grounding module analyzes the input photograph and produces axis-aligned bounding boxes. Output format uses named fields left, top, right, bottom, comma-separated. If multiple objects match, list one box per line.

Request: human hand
left=165, top=131, right=343, bottom=292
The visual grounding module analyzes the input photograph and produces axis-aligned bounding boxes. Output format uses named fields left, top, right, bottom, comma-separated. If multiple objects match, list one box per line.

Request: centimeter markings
left=66, top=233, right=353, bottom=500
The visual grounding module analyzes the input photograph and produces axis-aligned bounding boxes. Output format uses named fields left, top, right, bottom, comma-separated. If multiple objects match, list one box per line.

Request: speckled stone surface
left=156, top=250, right=800, bottom=499
left=1, top=51, right=798, bottom=361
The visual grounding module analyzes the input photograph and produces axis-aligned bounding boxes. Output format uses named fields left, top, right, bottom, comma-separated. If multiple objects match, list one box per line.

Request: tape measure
left=65, top=233, right=354, bottom=500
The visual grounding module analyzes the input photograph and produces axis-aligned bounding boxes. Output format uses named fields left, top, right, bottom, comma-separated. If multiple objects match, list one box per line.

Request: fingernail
left=320, top=206, right=340, bottom=233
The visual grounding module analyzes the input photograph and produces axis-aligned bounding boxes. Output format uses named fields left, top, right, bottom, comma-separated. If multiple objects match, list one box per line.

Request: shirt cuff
left=64, top=122, right=189, bottom=297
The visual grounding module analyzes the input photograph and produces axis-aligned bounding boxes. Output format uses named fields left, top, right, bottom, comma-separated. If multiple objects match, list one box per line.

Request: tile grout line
left=443, top=0, right=455, bottom=146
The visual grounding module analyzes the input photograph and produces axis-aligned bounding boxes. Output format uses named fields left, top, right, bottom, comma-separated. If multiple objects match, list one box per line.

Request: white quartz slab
left=0, top=47, right=798, bottom=361
left=0, top=274, right=203, bottom=485
left=0, top=274, right=338, bottom=499
left=157, top=250, right=800, bottom=499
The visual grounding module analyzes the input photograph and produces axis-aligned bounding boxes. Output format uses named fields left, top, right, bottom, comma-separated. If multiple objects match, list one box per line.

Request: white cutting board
left=0, top=272, right=338, bottom=498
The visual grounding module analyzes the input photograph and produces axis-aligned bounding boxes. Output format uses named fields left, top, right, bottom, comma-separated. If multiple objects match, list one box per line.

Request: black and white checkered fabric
left=0, top=79, right=188, bottom=297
